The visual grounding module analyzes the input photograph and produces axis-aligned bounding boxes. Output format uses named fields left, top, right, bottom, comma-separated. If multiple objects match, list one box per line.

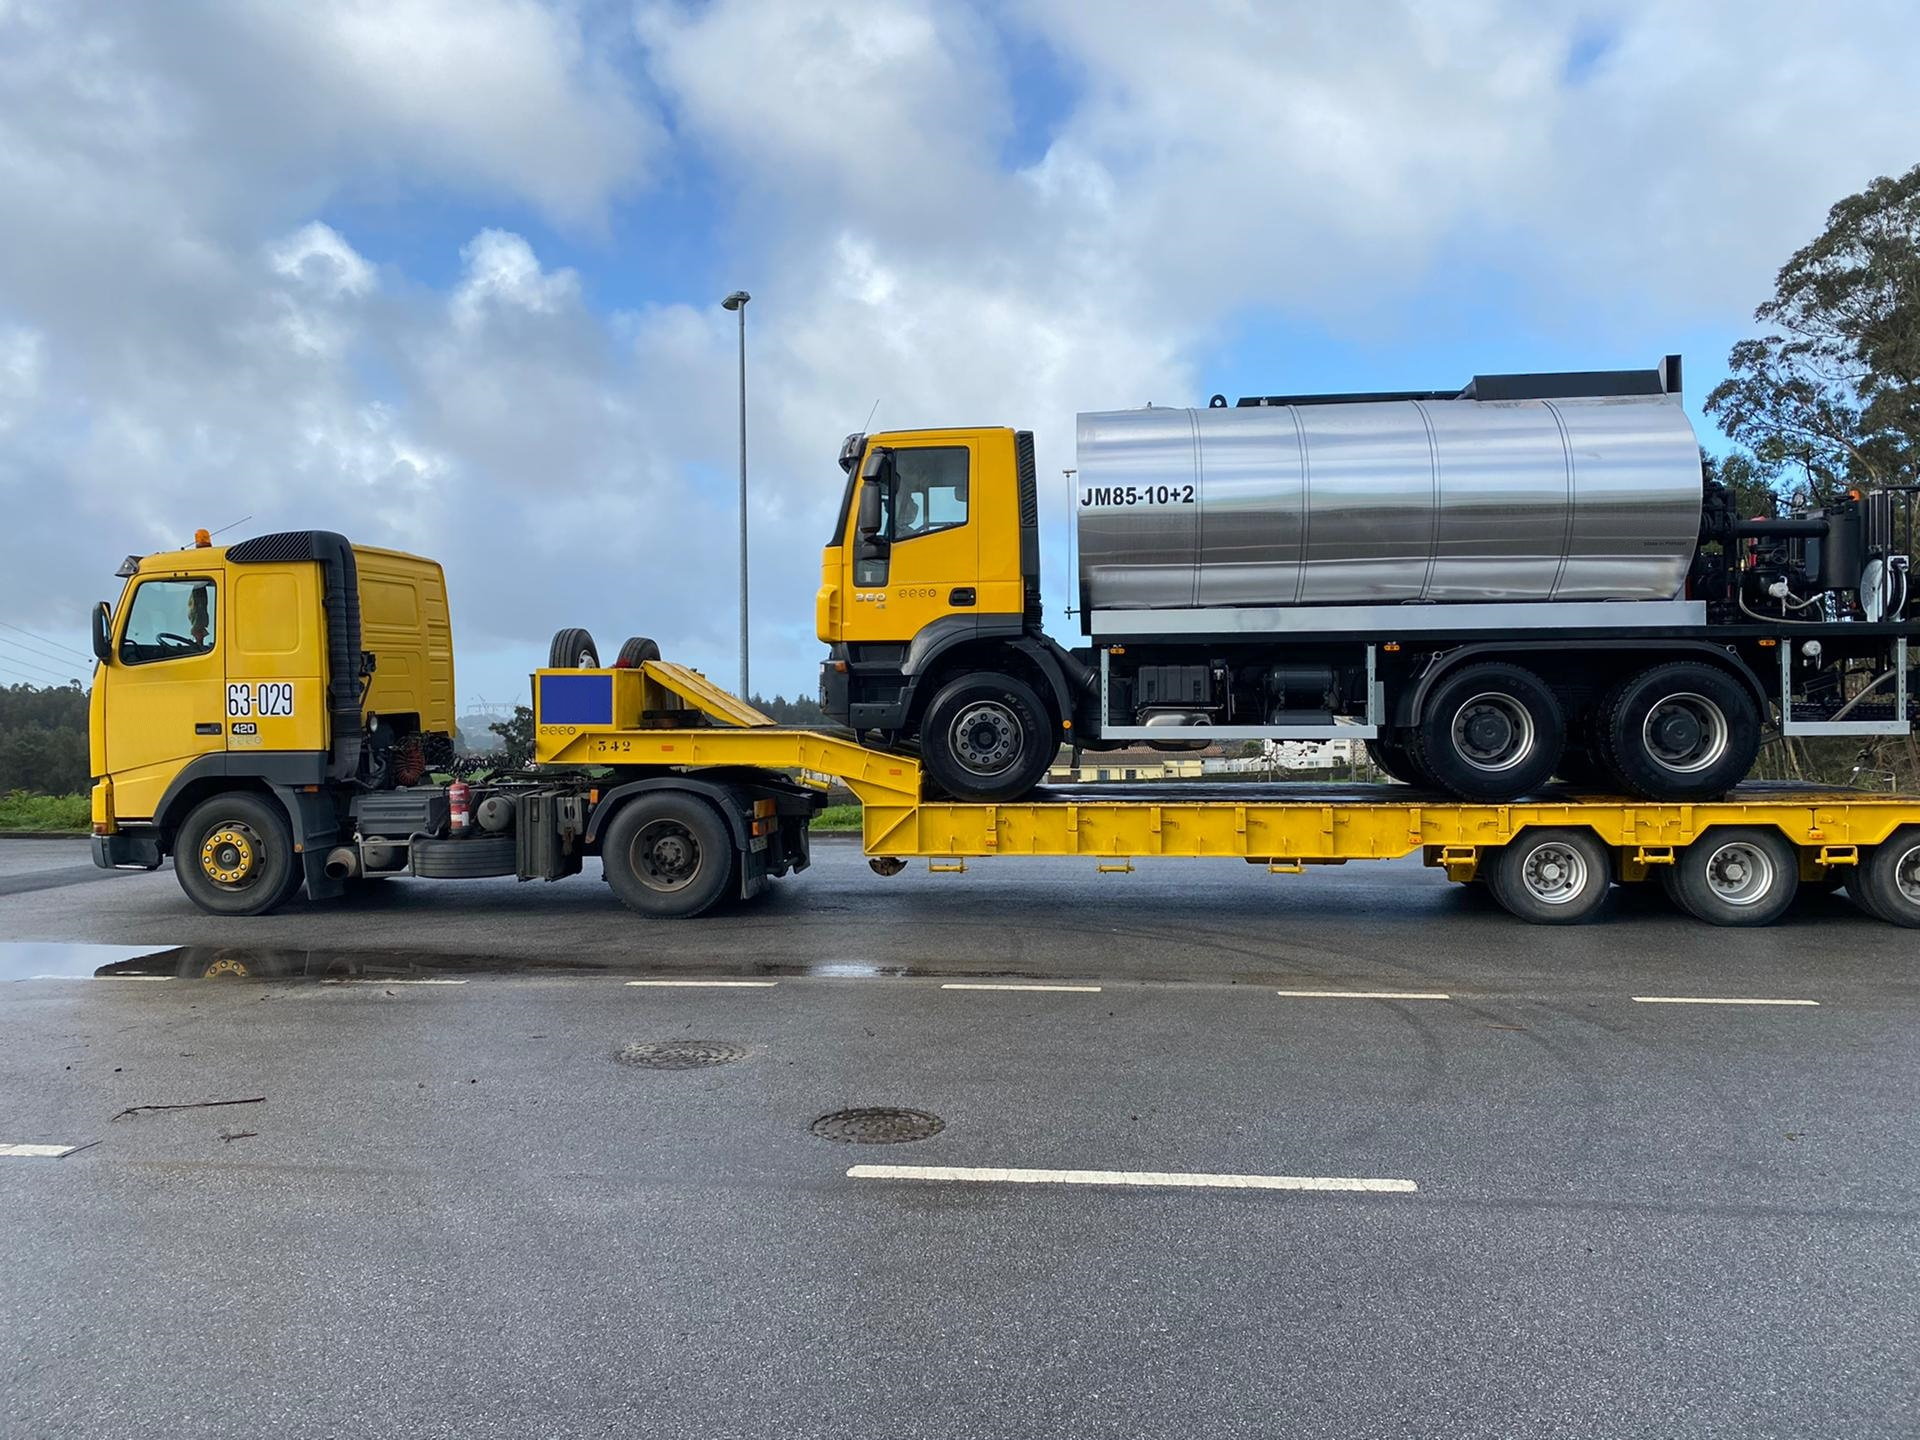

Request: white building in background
left=1260, top=738, right=1363, bottom=771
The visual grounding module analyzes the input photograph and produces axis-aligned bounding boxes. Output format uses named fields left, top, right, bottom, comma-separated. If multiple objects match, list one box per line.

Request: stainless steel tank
left=1074, top=395, right=1703, bottom=610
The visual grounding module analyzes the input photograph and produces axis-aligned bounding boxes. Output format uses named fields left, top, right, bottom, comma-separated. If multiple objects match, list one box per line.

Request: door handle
left=195, top=723, right=222, bottom=735
left=949, top=587, right=976, bottom=607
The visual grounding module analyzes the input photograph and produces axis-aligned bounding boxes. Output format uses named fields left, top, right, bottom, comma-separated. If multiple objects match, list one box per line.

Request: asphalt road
left=3, top=837, right=1917, bottom=1438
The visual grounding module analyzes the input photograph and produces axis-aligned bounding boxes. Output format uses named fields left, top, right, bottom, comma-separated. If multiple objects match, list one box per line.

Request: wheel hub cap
left=633, top=821, right=699, bottom=892
left=1643, top=694, right=1729, bottom=774
left=1705, top=842, right=1772, bottom=905
left=951, top=703, right=1020, bottom=775
left=1452, top=693, right=1535, bottom=772
left=1521, top=842, right=1586, bottom=904
left=200, top=825, right=259, bottom=887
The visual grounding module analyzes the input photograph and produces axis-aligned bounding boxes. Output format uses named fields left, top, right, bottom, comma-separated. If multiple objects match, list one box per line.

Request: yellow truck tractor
left=86, top=529, right=817, bottom=916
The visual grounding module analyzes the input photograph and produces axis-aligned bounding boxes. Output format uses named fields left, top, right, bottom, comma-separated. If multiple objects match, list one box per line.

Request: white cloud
left=269, top=223, right=376, bottom=301
left=450, top=230, right=582, bottom=331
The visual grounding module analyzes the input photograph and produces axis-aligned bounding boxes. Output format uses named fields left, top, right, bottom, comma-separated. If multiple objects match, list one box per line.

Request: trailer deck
left=530, top=661, right=1920, bottom=927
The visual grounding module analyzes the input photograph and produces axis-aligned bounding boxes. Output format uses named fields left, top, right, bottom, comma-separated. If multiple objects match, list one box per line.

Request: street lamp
left=722, top=290, right=751, bottom=699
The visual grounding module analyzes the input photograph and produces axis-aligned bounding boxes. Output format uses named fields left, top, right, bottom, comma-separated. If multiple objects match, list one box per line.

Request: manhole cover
left=614, top=1040, right=748, bottom=1070
left=810, top=1107, right=945, bottom=1144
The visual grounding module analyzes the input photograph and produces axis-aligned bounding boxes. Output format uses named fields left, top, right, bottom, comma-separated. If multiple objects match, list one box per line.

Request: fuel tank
left=1074, top=393, right=1703, bottom=611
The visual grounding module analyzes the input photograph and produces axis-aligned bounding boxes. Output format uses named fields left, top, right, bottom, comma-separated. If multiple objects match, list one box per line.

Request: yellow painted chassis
left=533, top=663, right=1915, bottom=885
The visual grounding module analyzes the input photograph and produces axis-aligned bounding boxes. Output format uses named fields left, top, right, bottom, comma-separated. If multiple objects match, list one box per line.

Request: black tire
left=1410, top=663, right=1563, bottom=801
left=920, top=671, right=1057, bottom=803
left=616, top=635, right=661, bottom=668
left=1366, top=731, right=1427, bottom=786
left=173, top=792, right=304, bottom=917
left=601, top=793, right=738, bottom=918
left=1659, top=826, right=1798, bottom=926
left=548, top=627, right=600, bottom=669
left=410, top=834, right=517, bottom=879
left=1854, top=826, right=1920, bottom=927
left=1486, top=828, right=1611, bottom=923
left=1594, top=662, right=1759, bottom=801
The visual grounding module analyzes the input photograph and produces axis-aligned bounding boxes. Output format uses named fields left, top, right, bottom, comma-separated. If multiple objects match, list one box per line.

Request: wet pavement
left=3, top=838, right=1919, bottom=1438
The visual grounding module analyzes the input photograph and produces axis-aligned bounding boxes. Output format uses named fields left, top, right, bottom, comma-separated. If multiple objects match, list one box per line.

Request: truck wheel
left=174, top=793, right=304, bottom=917
left=1411, top=663, right=1563, bottom=801
left=1595, top=663, right=1758, bottom=800
left=601, top=793, right=737, bottom=918
left=548, top=627, right=600, bottom=669
left=921, top=671, right=1057, bottom=803
left=615, top=635, right=661, bottom=668
left=1659, top=826, right=1798, bottom=926
left=1853, top=826, right=1920, bottom=927
left=1487, top=828, right=1610, bottom=923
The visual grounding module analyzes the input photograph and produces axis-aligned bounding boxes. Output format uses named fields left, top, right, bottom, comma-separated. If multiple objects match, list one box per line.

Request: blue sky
left=1, top=0, right=1915, bottom=704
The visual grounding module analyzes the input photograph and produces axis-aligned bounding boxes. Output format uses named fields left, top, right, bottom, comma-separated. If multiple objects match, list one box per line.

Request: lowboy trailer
left=529, top=654, right=1920, bottom=929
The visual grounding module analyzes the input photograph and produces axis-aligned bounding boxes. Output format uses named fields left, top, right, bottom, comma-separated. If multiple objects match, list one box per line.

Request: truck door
left=852, top=442, right=979, bottom=639
left=104, top=572, right=227, bottom=821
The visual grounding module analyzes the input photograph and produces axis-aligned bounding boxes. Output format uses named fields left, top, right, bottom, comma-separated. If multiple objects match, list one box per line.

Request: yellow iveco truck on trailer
left=88, top=528, right=1920, bottom=928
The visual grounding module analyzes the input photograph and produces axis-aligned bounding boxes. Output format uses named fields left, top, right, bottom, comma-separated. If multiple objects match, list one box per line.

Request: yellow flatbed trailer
left=534, top=661, right=1920, bottom=928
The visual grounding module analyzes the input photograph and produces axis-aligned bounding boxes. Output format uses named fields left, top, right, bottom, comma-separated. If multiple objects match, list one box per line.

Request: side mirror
left=90, top=601, right=111, bottom=662
left=857, top=476, right=883, bottom=540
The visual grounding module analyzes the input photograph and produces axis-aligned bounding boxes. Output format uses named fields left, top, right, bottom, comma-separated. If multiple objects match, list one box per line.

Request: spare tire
left=411, top=834, right=517, bottom=879
left=548, top=627, right=600, bottom=669
left=615, top=635, right=661, bottom=668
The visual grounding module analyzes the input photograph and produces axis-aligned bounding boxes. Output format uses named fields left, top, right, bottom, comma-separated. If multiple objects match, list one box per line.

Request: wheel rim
left=1642, top=692, right=1729, bottom=774
left=1703, top=841, right=1774, bottom=906
left=630, top=819, right=703, bottom=893
left=1451, top=692, right=1535, bottom=773
left=1519, top=841, right=1588, bottom=905
left=1889, top=842, right=1920, bottom=906
left=200, top=823, right=263, bottom=890
left=949, top=701, right=1022, bottom=776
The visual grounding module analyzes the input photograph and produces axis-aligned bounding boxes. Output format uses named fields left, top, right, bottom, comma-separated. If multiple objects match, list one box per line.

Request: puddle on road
left=3, top=940, right=1090, bottom=987
left=0, top=942, right=186, bottom=981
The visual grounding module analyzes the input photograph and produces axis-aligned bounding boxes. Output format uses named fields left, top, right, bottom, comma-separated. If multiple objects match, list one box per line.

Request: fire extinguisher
left=448, top=779, right=471, bottom=836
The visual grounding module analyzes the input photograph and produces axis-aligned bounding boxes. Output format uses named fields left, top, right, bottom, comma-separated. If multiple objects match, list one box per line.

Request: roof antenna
left=207, top=515, right=253, bottom=539
left=861, top=398, right=880, bottom=434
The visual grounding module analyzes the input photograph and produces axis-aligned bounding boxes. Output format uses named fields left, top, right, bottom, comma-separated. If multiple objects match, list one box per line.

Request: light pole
left=723, top=289, right=751, bottom=698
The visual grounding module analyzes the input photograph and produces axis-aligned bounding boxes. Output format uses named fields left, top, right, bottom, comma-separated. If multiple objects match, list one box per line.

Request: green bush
left=0, top=790, right=89, bottom=832
left=813, top=803, right=862, bottom=832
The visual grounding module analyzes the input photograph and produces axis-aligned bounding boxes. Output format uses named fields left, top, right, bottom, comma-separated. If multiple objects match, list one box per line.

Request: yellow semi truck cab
left=817, top=427, right=1093, bottom=802
left=88, top=530, right=455, bottom=885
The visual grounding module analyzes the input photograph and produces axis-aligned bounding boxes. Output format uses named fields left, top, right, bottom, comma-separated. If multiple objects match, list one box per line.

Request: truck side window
left=120, top=579, right=217, bottom=665
left=892, top=447, right=969, bottom=541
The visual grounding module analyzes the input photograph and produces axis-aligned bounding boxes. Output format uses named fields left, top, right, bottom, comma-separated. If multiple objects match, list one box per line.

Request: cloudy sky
left=2, top=0, right=1917, bottom=705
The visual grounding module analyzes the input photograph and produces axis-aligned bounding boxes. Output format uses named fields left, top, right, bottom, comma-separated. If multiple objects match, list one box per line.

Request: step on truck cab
left=817, top=357, right=1919, bottom=806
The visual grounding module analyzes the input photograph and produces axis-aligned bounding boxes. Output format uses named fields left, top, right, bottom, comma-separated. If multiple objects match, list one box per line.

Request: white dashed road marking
left=1274, top=990, right=1451, bottom=1001
left=626, top=979, right=780, bottom=988
left=26, top=974, right=172, bottom=981
left=940, top=983, right=1103, bottom=993
left=847, top=1164, right=1417, bottom=1193
left=0, top=1143, right=80, bottom=1159
left=1631, top=996, right=1820, bottom=1006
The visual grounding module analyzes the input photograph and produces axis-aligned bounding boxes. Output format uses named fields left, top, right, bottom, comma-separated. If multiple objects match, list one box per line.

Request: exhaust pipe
left=323, top=846, right=361, bottom=881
